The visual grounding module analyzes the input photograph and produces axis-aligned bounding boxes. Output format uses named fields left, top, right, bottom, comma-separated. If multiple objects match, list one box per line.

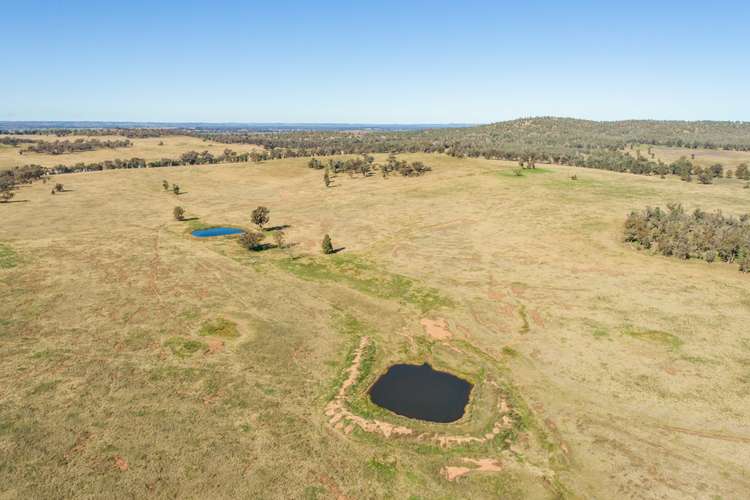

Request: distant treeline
left=4, top=118, right=750, bottom=181
left=44, top=148, right=252, bottom=174
left=22, top=138, right=132, bottom=155
left=0, top=128, right=181, bottom=139
left=0, top=137, right=36, bottom=146
left=625, top=204, right=750, bottom=272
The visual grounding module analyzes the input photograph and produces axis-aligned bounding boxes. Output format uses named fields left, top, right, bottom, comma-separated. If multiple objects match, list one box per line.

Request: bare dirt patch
left=420, top=317, right=453, bottom=340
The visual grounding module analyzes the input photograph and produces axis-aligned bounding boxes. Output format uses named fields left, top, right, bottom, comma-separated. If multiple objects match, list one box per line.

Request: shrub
left=239, top=231, right=265, bottom=250
left=273, top=230, right=285, bottom=249
left=736, top=163, right=750, bottom=180
left=162, top=180, right=169, bottom=191
left=54, top=183, right=64, bottom=192
left=322, top=234, right=334, bottom=254
left=0, top=187, right=14, bottom=203
left=173, top=206, right=185, bottom=221
left=172, top=184, right=180, bottom=195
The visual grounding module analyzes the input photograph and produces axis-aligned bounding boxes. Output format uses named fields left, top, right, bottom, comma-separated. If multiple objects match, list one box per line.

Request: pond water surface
left=369, top=363, right=472, bottom=423
left=191, top=227, right=244, bottom=238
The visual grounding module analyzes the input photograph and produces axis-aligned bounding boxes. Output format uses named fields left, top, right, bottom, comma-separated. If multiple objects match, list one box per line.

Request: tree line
left=42, top=148, right=251, bottom=174
left=21, top=138, right=132, bottom=155
left=624, top=203, right=750, bottom=272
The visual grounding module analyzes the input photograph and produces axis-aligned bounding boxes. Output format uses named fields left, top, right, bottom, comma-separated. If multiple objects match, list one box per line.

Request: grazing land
left=0, top=134, right=260, bottom=171
left=2, top=148, right=750, bottom=498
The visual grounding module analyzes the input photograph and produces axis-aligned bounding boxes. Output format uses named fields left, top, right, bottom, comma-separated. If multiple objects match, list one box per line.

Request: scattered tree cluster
left=624, top=204, right=750, bottom=272
left=0, top=164, right=48, bottom=202
left=308, top=154, right=431, bottom=178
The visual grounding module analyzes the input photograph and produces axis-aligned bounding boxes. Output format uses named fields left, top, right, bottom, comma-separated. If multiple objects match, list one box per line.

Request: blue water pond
left=192, top=227, right=244, bottom=238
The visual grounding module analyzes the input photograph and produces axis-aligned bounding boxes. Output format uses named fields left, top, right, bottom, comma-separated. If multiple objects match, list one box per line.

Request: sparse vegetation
left=173, top=206, right=185, bottom=221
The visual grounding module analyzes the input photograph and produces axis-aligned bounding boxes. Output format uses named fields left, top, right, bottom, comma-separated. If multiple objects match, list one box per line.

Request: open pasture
left=1, top=153, right=750, bottom=498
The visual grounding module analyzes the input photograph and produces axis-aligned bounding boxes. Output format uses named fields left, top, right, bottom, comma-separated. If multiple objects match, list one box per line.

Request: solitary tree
left=55, top=183, right=64, bottom=192
left=239, top=231, right=265, bottom=251
left=322, top=234, right=334, bottom=254
left=251, top=206, right=270, bottom=230
left=173, top=206, right=185, bottom=221
left=172, top=184, right=180, bottom=195
left=323, top=170, right=331, bottom=187
left=162, top=180, right=169, bottom=191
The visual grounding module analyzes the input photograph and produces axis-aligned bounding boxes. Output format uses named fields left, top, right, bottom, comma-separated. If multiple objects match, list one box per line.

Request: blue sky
left=2, top=0, right=749, bottom=123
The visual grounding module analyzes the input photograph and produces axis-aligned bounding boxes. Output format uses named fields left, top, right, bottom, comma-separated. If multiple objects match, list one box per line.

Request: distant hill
left=416, top=117, right=750, bottom=152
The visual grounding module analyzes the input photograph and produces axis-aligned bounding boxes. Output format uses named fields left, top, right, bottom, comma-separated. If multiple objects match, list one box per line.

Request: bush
left=172, top=184, right=180, bottom=195
left=322, top=234, right=334, bottom=254
left=272, top=230, right=285, bottom=249
left=173, top=206, right=185, bottom=221
left=54, top=183, right=64, bottom=192
left=239, top=231, right=265, bottom=251
left=0, top=189, right=14, bottom=203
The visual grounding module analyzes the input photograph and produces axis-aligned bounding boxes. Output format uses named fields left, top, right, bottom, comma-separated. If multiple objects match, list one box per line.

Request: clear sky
left=2, top=0, right=749, bottom=123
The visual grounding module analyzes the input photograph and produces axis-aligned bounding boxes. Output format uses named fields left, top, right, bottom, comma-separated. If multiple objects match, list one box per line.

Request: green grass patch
left=623, top=327, right=682, bottom=350
left=501, top=346, right=518, bottom=357
left=198, top=318, right=239, bottom=338
left=367, top=457, right=397, bottom=482
left=518, top=305, right=530, bottom=334
left=592, top=327, right=609, bottom=338
left=497, top=167, right=552, bottom=178
left=0, top=244, right=18, bottom=269
left=277, top=254, right=452, bottom=312
left=164, top=336, right=208, bottom=357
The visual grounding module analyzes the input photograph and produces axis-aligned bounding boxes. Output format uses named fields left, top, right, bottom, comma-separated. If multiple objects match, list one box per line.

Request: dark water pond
left=369, top=363, right=472, bottom=423
left=191, top=227, right=244, bottom=238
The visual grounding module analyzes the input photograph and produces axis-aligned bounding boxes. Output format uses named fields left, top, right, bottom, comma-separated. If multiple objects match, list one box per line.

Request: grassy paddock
left=1, top=150, right=749, bottom=498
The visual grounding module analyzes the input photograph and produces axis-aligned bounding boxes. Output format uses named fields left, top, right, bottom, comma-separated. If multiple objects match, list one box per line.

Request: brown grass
left=1, top=147, right=750, bottom=498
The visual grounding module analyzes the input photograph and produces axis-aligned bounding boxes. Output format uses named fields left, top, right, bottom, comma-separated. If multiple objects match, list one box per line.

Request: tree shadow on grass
left=181, top=217, right=200, bottom=221
left=1, top=199, right=30, bottom=204
left=265, top=224, right=291, bottom=231
left=331, top=247, right=346, bottom=254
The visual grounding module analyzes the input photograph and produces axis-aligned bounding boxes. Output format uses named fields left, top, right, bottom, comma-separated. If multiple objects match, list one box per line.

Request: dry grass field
left=0, top=134, right=260, bottom=170
left=2, top=149, right=750, bottom=498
